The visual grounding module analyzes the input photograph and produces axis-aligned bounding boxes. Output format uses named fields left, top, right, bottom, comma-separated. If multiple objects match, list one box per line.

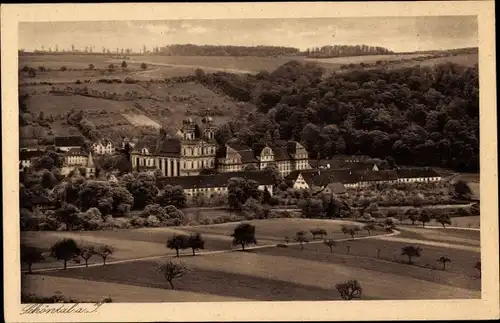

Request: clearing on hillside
left=122, top=113, right=161, bottom=129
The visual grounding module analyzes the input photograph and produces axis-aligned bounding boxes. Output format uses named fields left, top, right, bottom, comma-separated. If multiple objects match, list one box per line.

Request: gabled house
left=92, top=139, right=115, bottom=155
left=19, top=150, right=45, bottom=169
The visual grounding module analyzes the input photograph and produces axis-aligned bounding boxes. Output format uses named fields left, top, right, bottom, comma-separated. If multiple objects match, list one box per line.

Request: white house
left=92, top=140, right=115, bottom=155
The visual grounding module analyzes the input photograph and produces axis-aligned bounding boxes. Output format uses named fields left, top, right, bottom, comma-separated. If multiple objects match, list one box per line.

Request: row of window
left=183, top=159, right=215, bottom=169
left=182, top=145, right=216, bottom=156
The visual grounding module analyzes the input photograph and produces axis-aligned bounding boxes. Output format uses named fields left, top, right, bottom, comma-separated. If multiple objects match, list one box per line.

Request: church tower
left=85, top=150, right=96, bottom=178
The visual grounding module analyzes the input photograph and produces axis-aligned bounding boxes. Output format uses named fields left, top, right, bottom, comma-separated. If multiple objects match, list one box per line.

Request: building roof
left=396, top=167, right=441, bottom=178
left=19, top=150, right=45, bottom=161
left=157, top=171, right=275, bottom=190
left=87, top=150, right=95, bottom=168
left=31, top=195, right=54, bottom=205
left=54, top=136, right=84, bottom=147
left=326, top=182, right=346, bottom=194
left=65, top=147, right=88, bottom=156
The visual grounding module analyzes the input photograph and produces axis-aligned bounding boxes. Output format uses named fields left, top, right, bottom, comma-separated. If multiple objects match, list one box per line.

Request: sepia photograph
left=2, top=1, right=498, bottom=322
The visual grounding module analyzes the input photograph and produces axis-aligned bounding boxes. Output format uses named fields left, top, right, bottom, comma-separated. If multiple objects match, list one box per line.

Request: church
left=130, top=117, right=311, bottom=177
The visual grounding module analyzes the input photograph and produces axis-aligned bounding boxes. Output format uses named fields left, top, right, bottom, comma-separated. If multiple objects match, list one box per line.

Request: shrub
left=145, top=215, right=160, bottom=227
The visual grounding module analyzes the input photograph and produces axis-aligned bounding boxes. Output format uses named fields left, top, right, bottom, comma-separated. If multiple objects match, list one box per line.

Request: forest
left=202, top=59, right=479, bottom=172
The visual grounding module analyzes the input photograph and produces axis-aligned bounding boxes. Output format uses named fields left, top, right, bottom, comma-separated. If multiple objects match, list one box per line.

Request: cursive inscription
left=21, top=302, right=104, bottom=315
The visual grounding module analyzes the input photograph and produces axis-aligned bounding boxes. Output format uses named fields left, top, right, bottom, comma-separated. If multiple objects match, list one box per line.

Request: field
left=122, top=113, right=161, bottom=129
left=21, top=218, right=480, bottom=301
left=19, top=52, right=478, bottom=145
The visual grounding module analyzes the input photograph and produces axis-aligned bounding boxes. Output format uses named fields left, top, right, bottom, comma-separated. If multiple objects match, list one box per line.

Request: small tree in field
left=50, top=239, right=80, bottom=270
left=295, top=231, right=309, bottom=250
left=408, top=212, right=418, bottom=225
left=310, top=228, right=327, bottom=240
left=435, top=214, right=452, bottom=228
left=419, top=210, right=430, bottom=228
left=347, top=227, right=358, bottom=239
left=167, top=235, right=189, bottom=257
left=231, top=223, right=257, bottom=251
left=335, top=280, right=362, bottom=300
left=187, top=233, right=205, bottom=256
left=158, top=259, right=187, bottom=289
left=341, top=225, right=349, bottom=236
left=21, top=244, right=45, bottom=274
left=140, top=63, right=148, bottom=70
left=95, top=245, right=113, bottom=265
left=437, top=256, right=451, bottom=270
left=363, top=223, right=375, bottom=235
left=323, top=239, right=336, bottom=253
left=78, top=245, right=95, bottom=267
left=284, top=236, right=290, bottom=245
left=401, top=245, right=422, bottom=264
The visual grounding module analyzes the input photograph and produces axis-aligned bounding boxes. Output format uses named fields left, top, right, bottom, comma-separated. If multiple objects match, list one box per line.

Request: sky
left=18, top=16, right=478, bottom=53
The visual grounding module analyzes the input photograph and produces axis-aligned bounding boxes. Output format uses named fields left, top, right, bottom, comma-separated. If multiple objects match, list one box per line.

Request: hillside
left=201, top=57, right=479, bottom=172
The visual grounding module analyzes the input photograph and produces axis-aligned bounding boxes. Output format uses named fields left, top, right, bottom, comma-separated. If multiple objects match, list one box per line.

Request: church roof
left=87, top=150, right=95, bottom=168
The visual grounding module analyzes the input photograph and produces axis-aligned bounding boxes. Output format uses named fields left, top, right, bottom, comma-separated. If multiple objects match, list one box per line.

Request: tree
left=242, top=197, right=264, bottom=219
left=231, top=223, right=257, bottom=251
left=435, top=213, right=452, bottom=228
left=363, top=223, right=376, bottom=235
left=140, top=63, right=148, bottom=70
left=340, top=225, right=349, bottom=236
left=323, top=239, right=336, bottom=253
left=88, top=64, right=95, bottom=70
left=437, top=256, right=451, bottom=270
left=335, top=280, right=362, bottom=300
left=21, top=244, right=45, bottom=274
left=78, top=245, right=95, bottom=267
left=167, top=234, right=189, bottom=257
left=121, top=61, right=127, bottom=69
left=401, top=245, right=422, bottom=264
left=295, top=231, right=309, bottom=250
left=50, top=239, right=80, bottom=270
left=158, top=259, right=187, bottom=289
left=55, top=203, right=80, bottom=231
left=244, top=164, right=258, bottom=172
left=187, top=233, right=205, bottom=256
left=419, top=210, right=431, bottom=228
left=310, top=228, right=327, bottom=240
left=95, top=245, right=113, bottom=265
left=157, top=185, right=187, bottom=209
left=452, top=180, right=472, bottom=200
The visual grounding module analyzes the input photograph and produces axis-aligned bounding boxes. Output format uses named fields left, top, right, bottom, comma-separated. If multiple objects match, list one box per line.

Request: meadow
left=21, top=218, right=480, bottom=301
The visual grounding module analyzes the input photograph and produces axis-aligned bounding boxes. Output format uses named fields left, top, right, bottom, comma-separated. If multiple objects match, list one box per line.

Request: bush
left=130, top=216, right=146, bottom=227
left=145, top=215, right=160, bottom=227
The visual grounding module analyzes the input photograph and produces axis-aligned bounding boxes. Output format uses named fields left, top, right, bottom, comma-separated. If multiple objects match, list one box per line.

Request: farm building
left=30, top=195, right=56, bottom=210
left=395, top=167, right=442, bottom=183
left=287, top=170, right=345, bottom=195
left=287, top=166, right=442, bottom=189
left=54, top=135, right=84, bottom=152
left=156, top=171, right=275, bottom=197
left=19, top=150, right=45, bottom=169
left=92, top=139, right=115, bottom=155
left=131, top=117, right=311, bottom=178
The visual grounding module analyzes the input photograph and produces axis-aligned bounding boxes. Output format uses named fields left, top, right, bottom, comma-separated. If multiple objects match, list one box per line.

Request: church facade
left=130, top=117, right=311, bottom=177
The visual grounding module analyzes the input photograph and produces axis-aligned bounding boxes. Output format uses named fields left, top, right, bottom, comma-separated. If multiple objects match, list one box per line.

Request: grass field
left=21, top=218, right=480, bottom=301
left=122, top=113, right=161, bottom=129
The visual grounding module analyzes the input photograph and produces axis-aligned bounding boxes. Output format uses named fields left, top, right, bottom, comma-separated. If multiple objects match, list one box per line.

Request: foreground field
left=22, top=219, right=480, bottom=301
left=21, top=218, right=371, bottom=270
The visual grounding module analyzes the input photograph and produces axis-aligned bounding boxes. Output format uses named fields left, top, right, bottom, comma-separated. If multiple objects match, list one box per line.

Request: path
left=22, top=229, right=401, bottom=274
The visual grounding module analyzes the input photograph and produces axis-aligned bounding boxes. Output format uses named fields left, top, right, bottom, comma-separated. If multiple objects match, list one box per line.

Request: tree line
left=152, top=44, right=300, bottom=57
left=204, top=59, right=479, bottom=172
left=303, top=44, right=393, bottom=58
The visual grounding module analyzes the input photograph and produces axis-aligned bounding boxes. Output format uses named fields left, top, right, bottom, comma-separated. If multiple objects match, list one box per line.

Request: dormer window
left=141, top=148, right=149, bottom=155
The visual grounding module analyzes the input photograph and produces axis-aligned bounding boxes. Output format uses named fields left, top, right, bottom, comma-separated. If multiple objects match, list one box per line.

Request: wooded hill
left=200, top=59, right=479, bottom=172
